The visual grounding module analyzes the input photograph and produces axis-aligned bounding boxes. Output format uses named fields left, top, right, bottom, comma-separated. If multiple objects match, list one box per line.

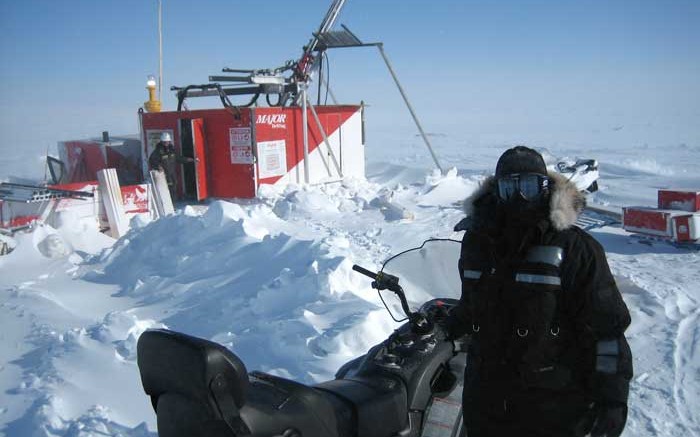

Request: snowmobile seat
left=316, top=375, right=409, bottom=437
left=137, top=329, right=354, bottom=437
left=243, top=371, right=354, bottom=437
left=136, top=329, right=250, bottom=437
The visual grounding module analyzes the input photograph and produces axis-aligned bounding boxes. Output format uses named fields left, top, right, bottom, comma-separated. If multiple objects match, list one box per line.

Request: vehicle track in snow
left=673, top=308, right=700, bottom=436
left=600, top=234, right=700, bottom=437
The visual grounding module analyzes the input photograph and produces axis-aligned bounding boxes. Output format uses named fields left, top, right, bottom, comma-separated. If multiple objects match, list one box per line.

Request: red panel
left=121, top=184, right=150, bottom=214
left=49, top=182, right=98, bottom=192
left=63, top=141, right=107, bottom=182
left=206, top=110, right=255, bottom=198
left=4, top=215, right=39, bottom=228
left=307, top=105, right=357, bottom=139
left=292, top=105, right=357, bottom=180
left=658, top=190, right=700, bottom=212
left=192, top=118, right=208, bottom=200
left=673, top=216, right=692, bottom=241
left=623, top=208, right=670, bottom=231
left=254, top=106, right=359, bottom=185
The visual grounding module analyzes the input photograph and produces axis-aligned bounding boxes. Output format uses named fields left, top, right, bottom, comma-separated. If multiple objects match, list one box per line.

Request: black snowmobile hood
left=462, top=172, right=586, bottom=232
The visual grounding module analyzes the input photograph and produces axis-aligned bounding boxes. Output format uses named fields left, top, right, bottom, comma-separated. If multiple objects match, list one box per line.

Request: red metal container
left=140, top=105, right=364, bottom=201
left=622, top=207, right=687, bottom=238
left=658, top=189, right=700, bottom=212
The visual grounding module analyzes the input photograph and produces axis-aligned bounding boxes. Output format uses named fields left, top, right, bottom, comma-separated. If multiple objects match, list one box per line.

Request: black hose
left=324, top=51, right=330, bottom=105
left=174, top=83, right=257, bottom=113
left=235, top=90, right=260, bottom=108
left=317, top=52, right=323, bottom=105
left=266, top=93, right=283, bottom=107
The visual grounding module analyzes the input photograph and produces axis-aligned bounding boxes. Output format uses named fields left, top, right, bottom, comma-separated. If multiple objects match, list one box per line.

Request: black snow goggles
left=496, top=173, right=550, bottom=201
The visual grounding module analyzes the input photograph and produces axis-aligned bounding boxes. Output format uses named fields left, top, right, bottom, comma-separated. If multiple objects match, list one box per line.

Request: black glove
left=444, top=311, right=469, bottom=341
left=587, top=402, right=627, bottom=437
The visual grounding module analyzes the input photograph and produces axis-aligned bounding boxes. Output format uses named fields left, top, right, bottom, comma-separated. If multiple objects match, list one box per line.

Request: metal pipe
left=361, top=100, right=366, bottom=146
left=158, top=0, right=163, bottom=99
left=301, top=98, right=331, bottom=177
left=301, top=86, right=310, bottom=184
left=208, top=75, right=253, bottom=82
left=175, top=84, right=295, bottom=98
left=0, top=182, right=94, bottom=197
left=222, top=68, right=256, bottom=73
left=308, top=0, right=347, bottom=55
left=306, top=96, right=342, bottom=177
left=376, top=44, right=444, bottom=174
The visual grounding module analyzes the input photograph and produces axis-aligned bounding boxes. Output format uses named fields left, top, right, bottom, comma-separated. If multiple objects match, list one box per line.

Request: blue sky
left=1, top=0, right=699, bottom=178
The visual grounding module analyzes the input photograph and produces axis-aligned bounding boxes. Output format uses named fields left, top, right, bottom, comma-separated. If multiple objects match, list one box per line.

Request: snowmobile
left=137, top=239, right=467, bottom=437
left=554, top=158, right=600, bottom=193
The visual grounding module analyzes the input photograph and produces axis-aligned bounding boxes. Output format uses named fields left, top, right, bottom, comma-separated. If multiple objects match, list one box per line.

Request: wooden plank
left=149, top=170, right=175, bottom=216
left=97, top=169, right=128, bottom=238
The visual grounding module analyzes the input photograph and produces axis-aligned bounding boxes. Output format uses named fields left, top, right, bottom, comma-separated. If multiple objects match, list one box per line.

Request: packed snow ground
left=1, top=138, right=699, bottom=437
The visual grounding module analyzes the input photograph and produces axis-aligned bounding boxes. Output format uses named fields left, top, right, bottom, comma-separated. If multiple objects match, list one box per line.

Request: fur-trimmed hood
left=463, top=172, right=586, bottom=231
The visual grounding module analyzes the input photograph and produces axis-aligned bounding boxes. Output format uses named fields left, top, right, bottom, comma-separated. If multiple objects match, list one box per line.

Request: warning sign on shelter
left=257, top=140, right=287, bottom=179
left=229, top=127, right=253, bottom=164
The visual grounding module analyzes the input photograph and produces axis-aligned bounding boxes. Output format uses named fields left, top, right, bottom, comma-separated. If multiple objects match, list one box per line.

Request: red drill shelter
left=139, top=105, right=365, bottom=200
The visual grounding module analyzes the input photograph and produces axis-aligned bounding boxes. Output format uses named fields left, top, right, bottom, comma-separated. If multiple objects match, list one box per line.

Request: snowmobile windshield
left=379, top=239, right=462, bottom=316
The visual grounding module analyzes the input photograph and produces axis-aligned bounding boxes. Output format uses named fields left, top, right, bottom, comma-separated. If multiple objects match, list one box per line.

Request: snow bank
left=89, top=199, right=397, bottom=383
left=621, top=158, right=676, bottom=176
left=418, top=167, right=481, bottom=207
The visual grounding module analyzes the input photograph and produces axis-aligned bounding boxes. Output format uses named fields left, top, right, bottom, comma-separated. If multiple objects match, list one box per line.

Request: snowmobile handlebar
left=352, top=265, right=401, bottom=293
left=352, top=265, right=432, bottom=334
left=351, top=264, right=378, bottom=280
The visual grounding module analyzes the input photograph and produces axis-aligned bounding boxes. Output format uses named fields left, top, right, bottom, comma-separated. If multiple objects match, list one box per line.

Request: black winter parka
left=451, top=173, right=632, bottom=434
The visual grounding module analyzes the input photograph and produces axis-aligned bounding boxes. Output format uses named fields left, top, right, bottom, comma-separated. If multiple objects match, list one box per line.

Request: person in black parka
left=148, top=132, right=193, bottom=201
left=447, top=146, right=632, bottom=437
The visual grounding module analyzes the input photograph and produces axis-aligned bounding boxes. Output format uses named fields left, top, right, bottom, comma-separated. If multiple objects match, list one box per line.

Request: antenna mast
left=158, top=0, right=163, bottom=99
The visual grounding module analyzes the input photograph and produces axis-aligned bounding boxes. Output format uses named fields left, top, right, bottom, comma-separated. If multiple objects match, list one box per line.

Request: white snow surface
left=1, top=139, right=700, bottom=436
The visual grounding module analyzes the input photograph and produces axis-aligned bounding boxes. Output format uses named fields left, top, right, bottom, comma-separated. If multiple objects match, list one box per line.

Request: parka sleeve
left=446, top=234, right=477, bottom=339
left=448, top=258, right=473, bottom=330
left=561, top=231, right=633, bottom=405
left=176, top=154, right=194, bottom=164
left=148, top=149, right=161, bottom=170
